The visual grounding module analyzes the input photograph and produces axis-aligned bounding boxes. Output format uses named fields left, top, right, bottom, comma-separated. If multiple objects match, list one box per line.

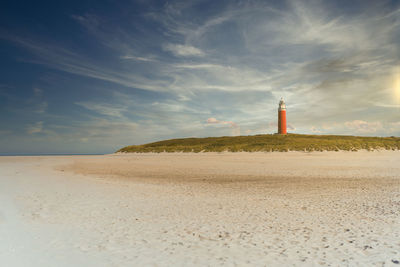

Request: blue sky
left=0, top=0, right=400, bottom=154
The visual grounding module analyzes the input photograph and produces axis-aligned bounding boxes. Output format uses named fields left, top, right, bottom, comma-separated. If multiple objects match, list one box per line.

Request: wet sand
left=1, top=151, right=399, bottom=266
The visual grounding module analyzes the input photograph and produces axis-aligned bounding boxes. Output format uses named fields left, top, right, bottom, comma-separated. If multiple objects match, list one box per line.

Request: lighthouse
left=278, top=98, right=287, bottom=134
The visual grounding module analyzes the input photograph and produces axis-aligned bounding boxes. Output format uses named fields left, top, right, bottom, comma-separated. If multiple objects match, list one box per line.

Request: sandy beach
left=1, top=151, right=399, bottom=266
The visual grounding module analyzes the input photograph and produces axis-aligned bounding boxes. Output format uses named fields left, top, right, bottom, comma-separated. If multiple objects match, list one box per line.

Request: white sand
left=0, top=151, right=399, bottom=266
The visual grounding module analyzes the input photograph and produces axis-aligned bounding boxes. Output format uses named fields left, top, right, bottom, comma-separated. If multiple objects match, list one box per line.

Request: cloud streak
left=207, top=117, right=240, bottom=135
left=27, top=121, right=44, bottom=134
left=163, top=43, right=205, bottom=57
left=1, top=0, right=400, bottom=153
left=345, top=120, right=383, bottom=134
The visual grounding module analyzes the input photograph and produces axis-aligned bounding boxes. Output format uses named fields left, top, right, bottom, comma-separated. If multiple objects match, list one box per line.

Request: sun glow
left=396, top=71, right=400, bottom=102
left=392, top=67, right=400, bottom=105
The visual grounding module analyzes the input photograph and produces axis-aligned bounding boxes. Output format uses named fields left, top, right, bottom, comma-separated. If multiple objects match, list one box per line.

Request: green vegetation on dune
left=117, top=134, right=400, bottom=153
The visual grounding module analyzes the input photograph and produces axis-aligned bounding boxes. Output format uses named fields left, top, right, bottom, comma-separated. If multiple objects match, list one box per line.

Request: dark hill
left=117, top=134, right=400, bottom=153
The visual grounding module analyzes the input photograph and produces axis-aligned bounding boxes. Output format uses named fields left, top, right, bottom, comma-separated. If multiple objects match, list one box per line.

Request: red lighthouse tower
left=278, top=98, right=287, bottom=134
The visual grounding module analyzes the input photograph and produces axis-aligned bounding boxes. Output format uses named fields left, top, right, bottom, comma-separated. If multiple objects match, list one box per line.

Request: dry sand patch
left=1, top=151, right=399, bottom=266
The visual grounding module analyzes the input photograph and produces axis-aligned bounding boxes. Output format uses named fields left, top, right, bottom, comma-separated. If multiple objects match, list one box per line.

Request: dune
left=0, top=151, right=399, bottom=266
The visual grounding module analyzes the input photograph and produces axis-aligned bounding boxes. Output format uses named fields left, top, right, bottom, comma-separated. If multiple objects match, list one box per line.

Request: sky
left=0, top=0, right=400, bottom=154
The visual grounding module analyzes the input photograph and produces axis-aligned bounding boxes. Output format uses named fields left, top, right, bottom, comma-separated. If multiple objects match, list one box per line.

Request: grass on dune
left=117, top=134, right=400, bottom=153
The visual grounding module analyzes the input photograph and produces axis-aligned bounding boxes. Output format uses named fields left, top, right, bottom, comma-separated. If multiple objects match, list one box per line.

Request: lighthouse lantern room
left=278, top=98, right=287, bottom=135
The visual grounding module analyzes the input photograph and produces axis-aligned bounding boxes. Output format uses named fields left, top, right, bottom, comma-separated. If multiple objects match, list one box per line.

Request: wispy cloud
left=0, top=34, right=173, bottom=92
left=75, top=102, right=127, bottom=118
left=1, top=0, right=400, bottom=154
left=28, top=87, right=48, bottom=114
left=33, top=87, right=43, bottom=96
left=163, top=43, right=205, bottom=57
left=287, top=124, right=296, bottom=131
left=345, top=120, right=383, bottom=133
left=206, top=117, right=240, bottom=135
left=35, top=101, right=48, bottom=114
left=27, top=121, right=44, bottom=134
left=207, top=117, right=237, bottom=127
left=310, top=126, right=322, bottom=133
left=120, top=55, right=156, bottom=62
